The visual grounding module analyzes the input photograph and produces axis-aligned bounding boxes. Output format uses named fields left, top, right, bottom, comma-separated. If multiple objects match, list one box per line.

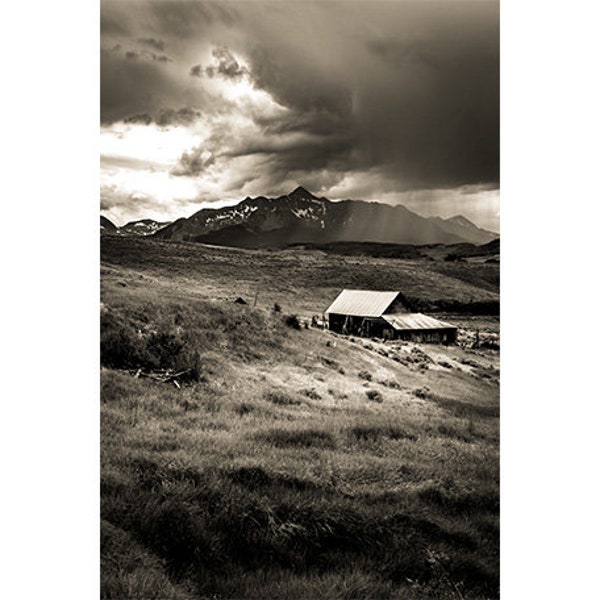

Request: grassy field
left=101, top=236, right=499, bottom=317
left=101, top=236, right=499, bottom=599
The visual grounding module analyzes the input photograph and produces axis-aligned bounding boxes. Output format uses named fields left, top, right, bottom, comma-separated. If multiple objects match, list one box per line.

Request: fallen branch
left=134, top=369, right=192, bottom=386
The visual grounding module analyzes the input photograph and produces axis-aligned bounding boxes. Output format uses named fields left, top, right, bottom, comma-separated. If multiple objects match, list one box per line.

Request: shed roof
left=382, top=313, right=457, bottom=331
left=325, top=289, right=401, bottom=318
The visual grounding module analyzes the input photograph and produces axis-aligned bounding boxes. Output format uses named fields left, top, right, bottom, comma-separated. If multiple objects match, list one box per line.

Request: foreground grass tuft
left=254, top=428, right=337, bottom=449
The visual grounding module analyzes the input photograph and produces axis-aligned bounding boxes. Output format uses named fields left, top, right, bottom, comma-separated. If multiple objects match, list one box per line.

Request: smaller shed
left=381, top=313, right=457, bottom=344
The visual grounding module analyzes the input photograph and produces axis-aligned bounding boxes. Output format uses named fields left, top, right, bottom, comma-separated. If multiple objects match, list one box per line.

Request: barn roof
left=382, top=313, right=457, bottom=331
left=325, top=289, right=401, bottom=318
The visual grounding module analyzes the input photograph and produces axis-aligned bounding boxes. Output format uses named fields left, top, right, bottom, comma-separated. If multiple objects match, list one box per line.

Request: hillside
left=288, top=239, right=500, bottom=262
left=101, top=236, right=499, bottom=316
left=154, top=187, right=471, bottom=247
left=101, top=238, right=499, bottom=599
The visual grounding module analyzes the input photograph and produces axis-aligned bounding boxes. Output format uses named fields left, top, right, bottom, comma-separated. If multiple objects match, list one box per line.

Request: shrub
left=272, top=303, right=282, bottom=313
left=320, top=356, right=339, bottom=369
left=255, top=428, right=336, bottom=449
left=234, top=403, right=254, bottom=416
left=380, top=379, right=400, bottom=389
left=358, top=370, right=372, bottom=381
left=100, top=312, right=157, bottom=370
left=366, top=389, right=383, bottom=403
left=284, top=314, right=301, bottom=330
left=265, top=391, right=301, bottom=406
left=302, top=388, right=322, bottom=401
left=100, top=313, right=202, bottom=382
left=348, top=425, right=417, bottom=442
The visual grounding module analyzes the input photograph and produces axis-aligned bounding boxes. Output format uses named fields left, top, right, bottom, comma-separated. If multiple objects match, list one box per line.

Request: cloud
left=100, top=0, right=499, bottom=228
left=110, top=42, right=173, bottom=64
left=205, top=46, right=249, bottom=80
left=148, top=52, right=172, bottom=63
left=171, top=148, right=216, bottom=176
left=123, top=113, right=153, bottom=125
left=101, top=46, right=215, bottom=123
left=190, top=64, right=203, bottom=77
left=137, top=37, right=166, bottom=52
left=156, top=107, right=202, bottom=126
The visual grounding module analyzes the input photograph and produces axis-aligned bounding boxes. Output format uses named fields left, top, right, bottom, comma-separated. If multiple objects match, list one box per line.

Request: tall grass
left=101, top=298, right=291, bottom=377
left=102, top=461, right=499, bottom=599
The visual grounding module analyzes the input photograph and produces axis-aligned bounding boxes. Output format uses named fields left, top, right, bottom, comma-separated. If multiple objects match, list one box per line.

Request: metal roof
left=382, top=313, right=457, bottom=331
left=325, top=289, right=401, bottom=317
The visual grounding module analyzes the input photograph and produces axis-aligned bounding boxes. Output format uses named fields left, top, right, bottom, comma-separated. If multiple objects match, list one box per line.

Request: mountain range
left=151, top=187, right=497, bottom=247
left=101, top=187, right=497, bottom=246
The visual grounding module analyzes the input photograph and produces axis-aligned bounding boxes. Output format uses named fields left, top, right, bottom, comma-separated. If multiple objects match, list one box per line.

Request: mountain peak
left=154, top=188, right=480, bottom=246
left=446, top=215, right=476, bottom=229
left=289, top=186, right=317, bottom=200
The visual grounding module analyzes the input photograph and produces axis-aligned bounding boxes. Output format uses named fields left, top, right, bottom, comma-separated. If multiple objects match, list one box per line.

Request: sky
left=100, top=0, right=499, bottom=231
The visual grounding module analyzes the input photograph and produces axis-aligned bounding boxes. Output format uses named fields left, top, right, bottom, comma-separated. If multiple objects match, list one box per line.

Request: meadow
left=101, top=236, right=499, bottom=599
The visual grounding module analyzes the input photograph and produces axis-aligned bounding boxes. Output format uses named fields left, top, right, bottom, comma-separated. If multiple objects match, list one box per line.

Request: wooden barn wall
left=395, top=328, right=457, bottom=344
left=328, top=314, right=388, bottom=337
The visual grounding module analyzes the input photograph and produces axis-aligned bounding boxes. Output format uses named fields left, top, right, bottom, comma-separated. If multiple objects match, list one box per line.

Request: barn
left=325, top=289, right=458, bottom=344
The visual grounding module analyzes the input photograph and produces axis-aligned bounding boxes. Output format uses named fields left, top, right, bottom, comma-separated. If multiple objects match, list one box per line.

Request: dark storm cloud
left=170, top=117, right=354, bottom=183
left=123, top=112, right=153, bottom=125
left=121, top=107, right=201, bottom=126
left=101, top=12, right=129, bottom=36
left=155, top=107, right=202, bottom=126
left=137, top=37, right=166, bottom=52
left=101, top=0, right=499, bottom=193
left=143, top=0, right=239, bottom=35
left=101, top=46, right=211, bottom=123
left=233, top=2, right=499, bottom=191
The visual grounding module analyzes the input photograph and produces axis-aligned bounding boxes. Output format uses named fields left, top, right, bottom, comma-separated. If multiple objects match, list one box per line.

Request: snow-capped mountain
left=118, top=219, right=172, bottom=236
left=100, top=217, right=172, bottom=237
left=154, top=186, right=477, bottom=247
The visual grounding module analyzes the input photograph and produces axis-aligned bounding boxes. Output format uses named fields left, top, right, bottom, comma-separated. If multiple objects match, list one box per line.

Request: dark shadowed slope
left=428, top=215, right=498, bottom=245
left=100, top=216, right=118, bottom=235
